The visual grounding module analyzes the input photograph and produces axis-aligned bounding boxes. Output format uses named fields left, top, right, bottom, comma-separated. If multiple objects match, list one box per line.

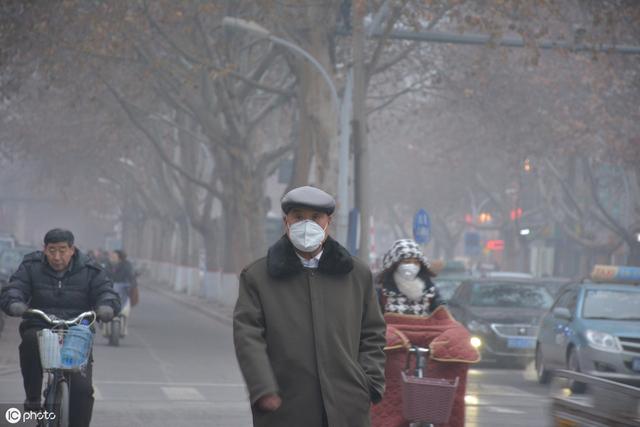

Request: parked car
left=483, top=271, right=534, bottom=279
left=447, top=277, right=555, bottom=366
left=535, top=265, right=640, bottom=388
left=537, top=276, right=573, bottom=297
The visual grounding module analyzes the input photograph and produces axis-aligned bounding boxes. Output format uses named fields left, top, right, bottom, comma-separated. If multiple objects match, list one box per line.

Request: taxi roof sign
left=590, top=265, right=640, bottom=283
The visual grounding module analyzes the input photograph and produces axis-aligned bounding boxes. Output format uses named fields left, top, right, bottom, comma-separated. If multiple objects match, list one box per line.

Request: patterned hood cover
left=382, top=239, right=430, bottom=271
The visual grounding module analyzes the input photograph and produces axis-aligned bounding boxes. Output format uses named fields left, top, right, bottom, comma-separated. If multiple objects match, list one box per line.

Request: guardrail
left=132, top=259, right=239, bottom=307
left=550, top=369, right=640, bottom=426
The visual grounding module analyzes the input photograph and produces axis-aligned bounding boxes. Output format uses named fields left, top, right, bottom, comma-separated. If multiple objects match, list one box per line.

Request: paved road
left=0, top=287, right=554, bottom=426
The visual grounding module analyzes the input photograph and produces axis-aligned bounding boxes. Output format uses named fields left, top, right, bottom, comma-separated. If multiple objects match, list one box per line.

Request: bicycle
left=25, top=308, right=96, bottom=427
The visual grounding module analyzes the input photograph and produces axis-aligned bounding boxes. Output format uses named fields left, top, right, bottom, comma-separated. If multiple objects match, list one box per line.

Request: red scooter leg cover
left=371, top=306, right=480, bottom=427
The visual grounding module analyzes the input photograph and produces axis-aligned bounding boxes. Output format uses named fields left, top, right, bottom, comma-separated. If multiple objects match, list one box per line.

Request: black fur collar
left=267, top=235, right=354, bottom=278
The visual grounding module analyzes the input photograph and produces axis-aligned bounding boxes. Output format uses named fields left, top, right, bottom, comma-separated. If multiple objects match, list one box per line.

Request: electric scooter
left=102, top=282, right=130, bottom=346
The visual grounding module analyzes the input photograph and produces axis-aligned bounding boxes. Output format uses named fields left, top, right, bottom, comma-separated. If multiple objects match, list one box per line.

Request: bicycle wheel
left=43, top=378, right=68, bottom=427
left=109, top=318, right=120, bottom=346
left=54, top=380, right=69, bottom=427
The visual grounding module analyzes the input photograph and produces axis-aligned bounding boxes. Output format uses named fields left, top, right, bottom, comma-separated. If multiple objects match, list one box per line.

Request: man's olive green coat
left=233, top=236, right=386, bottom=427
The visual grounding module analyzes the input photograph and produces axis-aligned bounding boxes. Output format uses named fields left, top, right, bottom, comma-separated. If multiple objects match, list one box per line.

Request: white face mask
left=396, top=263, right=420, bottom=281
left=287, top=220, right=327, bottom=253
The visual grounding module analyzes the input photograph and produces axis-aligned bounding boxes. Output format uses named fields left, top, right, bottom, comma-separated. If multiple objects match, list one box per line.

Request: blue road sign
left=464, top=231, right=481, bottom=256
left=413, top=209, right=431, bottom=245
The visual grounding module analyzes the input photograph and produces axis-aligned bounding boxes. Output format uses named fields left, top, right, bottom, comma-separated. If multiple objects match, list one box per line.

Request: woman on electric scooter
left=102, top=250, right=137, bottom=340
left=372, top=239, right=480, bottom=427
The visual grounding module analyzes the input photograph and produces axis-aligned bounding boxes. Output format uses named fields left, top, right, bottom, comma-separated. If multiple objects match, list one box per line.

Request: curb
left=141, top=283, right=233, bottom=327
left=0, top=367, right=20, bottom=376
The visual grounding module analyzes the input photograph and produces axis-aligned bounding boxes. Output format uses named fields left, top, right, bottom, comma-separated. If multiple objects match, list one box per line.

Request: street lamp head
left=222, top=17, right=271, bottom=39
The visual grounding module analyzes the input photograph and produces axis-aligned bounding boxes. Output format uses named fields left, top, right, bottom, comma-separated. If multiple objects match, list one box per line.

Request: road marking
left=93, top=379, right=245, bottom=387
left=486, top=407, right=526, bottom=414
left=161, top=386, right=205, bottom=401
left=466, top=384, right=538, bottom=397
left=93, top=385, right=103, bottom=401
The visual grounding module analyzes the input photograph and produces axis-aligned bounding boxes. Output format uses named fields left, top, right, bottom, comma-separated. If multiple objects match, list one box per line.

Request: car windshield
left=469, top=282, right=554, bottom=308
left=583, top=289, right=640, bottom=320
left=540, top=280, right=570, bottom=296
left=433, top=279, right=462, bottom=301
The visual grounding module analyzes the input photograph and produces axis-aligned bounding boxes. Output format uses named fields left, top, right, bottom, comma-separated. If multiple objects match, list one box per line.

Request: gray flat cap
left=281, top=186, right=335, bottom=215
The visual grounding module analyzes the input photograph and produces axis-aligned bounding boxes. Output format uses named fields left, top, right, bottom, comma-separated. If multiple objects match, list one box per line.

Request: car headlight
left=467, top=320, right=489, bottom=334
left=470, top=336, right=483, bottom=348
left=585, top=330, right=621, bottom=353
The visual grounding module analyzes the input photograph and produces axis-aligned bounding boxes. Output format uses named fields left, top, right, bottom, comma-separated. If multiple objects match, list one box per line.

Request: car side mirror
left=553, top=307, right=572, bottom=320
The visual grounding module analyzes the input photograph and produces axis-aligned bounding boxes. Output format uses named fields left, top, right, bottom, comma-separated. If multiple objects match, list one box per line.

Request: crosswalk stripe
left=92, top=380, right=244, bottom=387
left=93, top=385, right=103, bottom=401
left=487, top=407, right=526, bottom=414
left=466, top=384, right=538, bottom=397
left=161, top=387, right=205, bottom=401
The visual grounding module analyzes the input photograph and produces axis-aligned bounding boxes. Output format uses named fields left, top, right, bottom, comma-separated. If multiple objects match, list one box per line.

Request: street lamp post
left=223, top=17, right=350, bottom=244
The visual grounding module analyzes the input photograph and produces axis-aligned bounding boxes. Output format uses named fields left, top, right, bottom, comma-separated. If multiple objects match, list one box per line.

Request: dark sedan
left=447, top=278, right=555, bottom=367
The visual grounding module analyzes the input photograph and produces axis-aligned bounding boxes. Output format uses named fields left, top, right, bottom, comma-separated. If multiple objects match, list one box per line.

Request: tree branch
left=368, top=2, right=453, bottom=78
left=366, top=0, right=411, bottom=75
left=103, top=79, right=223, bottom=199
left=583, top=156, right=633, bottom=245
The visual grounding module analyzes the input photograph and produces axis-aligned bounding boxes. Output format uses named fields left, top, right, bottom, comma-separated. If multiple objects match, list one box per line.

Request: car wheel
left=535, top=345, right=551, bottom=384
left=567, top=347, right=586, bottom=393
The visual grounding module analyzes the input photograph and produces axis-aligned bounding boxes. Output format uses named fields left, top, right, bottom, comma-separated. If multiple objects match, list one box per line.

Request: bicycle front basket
left=36, top=329, right=63, bottom=371
left=401, top=371, right=459, bottom=423
left=37, top=328, right=93, bottom=372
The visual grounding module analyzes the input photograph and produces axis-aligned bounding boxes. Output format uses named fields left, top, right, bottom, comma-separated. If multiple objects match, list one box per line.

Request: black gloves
left=8, top=302, right=28, bottom=317
left=96, top=305, right=115, bottom=322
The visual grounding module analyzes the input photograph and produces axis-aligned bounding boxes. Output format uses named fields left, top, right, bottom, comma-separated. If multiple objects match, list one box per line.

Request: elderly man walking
left=233, top=186, right=386, bottom=427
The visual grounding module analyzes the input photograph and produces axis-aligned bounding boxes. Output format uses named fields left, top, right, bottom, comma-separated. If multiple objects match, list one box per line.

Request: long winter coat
left=233, top=235, right=387, bottom=427
left=0, top=250, right=120, bottom=333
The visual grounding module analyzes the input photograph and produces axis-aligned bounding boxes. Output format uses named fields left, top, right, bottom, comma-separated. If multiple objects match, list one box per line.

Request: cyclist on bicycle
left=0, top=228, right=120, bottom=427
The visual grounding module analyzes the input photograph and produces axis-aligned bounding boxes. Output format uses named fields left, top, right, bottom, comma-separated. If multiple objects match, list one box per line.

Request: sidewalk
left=140, top=280, right=234, bottom=326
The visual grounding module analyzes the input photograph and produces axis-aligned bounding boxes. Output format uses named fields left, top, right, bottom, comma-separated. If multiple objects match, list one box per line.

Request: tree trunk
left=289, top=4, right=338, bottom=193
left=178, top=218, right=191, bottom=266
left=628, top=241, right=640, bottom=266
left=289, top=104, right=314, bottom=188
left=502, top=226, right=520, bottom=271
left=200, top=226, right=218, bottom=271
left=222, top=157, right=266, bottom=273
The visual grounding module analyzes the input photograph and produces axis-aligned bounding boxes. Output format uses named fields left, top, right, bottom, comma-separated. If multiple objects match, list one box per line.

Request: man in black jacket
left=0, top=228, right=120, bottom=427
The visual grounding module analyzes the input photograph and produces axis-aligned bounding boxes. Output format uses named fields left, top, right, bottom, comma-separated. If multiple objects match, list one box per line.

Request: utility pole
left=352, top=0, right=370, bottom=263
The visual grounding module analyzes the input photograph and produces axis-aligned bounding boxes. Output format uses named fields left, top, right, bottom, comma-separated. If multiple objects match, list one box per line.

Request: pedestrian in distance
left=233, top=185, right=387, bottom=427
left=0, top=228, right=120, bottom=427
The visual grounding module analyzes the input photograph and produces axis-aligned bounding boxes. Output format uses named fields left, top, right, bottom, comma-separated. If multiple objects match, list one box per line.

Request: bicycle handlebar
left=24, top=309, right=96, bottom=327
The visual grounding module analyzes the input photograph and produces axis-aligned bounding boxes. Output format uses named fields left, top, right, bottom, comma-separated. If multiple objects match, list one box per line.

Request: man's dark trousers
left=19, top=328, right=94, bottom=427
